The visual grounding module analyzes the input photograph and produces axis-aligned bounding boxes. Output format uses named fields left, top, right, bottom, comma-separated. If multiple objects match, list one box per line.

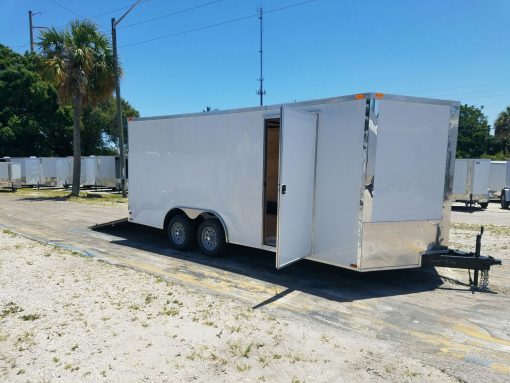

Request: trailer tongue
left=422, top=226, right=502, bottom=291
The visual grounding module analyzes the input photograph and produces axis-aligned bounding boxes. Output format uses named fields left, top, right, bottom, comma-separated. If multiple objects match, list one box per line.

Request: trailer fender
left=503, top=188, right=510, bottom=202
left=163, top=207, right=229, bottom=243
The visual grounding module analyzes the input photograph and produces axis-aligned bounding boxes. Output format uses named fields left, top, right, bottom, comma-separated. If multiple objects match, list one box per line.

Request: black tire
left=167, top=214, right=196, bottom=250
left=197, top=219, right=226, bottom=256
left=501, top=191, right=510, bottom=209
left=479, top=202, right=489, bottom=209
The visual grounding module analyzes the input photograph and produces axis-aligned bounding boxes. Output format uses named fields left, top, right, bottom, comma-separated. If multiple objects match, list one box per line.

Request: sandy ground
left=448, top=203, right=510, bottom=295
left=0, top=230, right=459, bottom=383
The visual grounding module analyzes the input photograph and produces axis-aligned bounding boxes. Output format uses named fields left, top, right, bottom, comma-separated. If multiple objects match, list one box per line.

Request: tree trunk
left=71, top=93, right=83, bottom=197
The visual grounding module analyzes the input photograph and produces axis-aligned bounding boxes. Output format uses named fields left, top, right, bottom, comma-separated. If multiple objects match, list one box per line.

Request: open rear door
left=276, top=106, right=318, bottom=269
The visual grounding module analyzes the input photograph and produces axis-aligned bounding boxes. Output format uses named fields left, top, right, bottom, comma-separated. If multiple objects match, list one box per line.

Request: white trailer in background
left=9, top=157, right=41, bottom=186
left=128, top=93, right=476, bottom=273
left=96, top=156, right=120, bottom=188
left=68, top=156, right=96, bottom=186
left=0, top=162, right=21, bottom=190
left=452, top=159, right=491, bottom=208
left=489, top=161, right=508, bottom=199
left=56, top=157, right=72, bottom=187
left=81, top=156, right=97, bottom=186
left=495, top=161, right=510, bottom=209
left=57, top=156, right=120, bottom=189
left=40, top=157, right=59, bottom=186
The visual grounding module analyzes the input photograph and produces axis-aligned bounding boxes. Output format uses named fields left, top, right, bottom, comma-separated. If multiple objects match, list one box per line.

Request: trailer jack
left=422, top=226, right=502, bottom=291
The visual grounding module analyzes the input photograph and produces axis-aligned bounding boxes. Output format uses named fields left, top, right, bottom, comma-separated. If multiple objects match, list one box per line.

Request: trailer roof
left=130, top=92, right=460, bottom=122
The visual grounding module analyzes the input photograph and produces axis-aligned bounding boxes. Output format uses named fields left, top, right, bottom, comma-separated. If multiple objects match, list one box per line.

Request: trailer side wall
left=129, top=111, right=265, bottom=248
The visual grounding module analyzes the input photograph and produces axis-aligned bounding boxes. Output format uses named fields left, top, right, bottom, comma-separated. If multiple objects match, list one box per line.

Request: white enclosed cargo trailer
left=56, top=157, right=72, bottom=187
left=0, top=162, right=21, bottom=190
left=489, top=160, right=510, bottom=199
left=128, top=93, right=463, bottom=272
left=497, top=161, right=510, bottom=209
left=68, top=156, right=96, bottom=186
left=40, top=157, right=59, bottom=186
left=10, top=157, right=41, bottom=186
left=96, top=156, right=120, bottom=188
left=452, top=159, right=491, bottom=208
left=82, top=157, right=97, bottom=186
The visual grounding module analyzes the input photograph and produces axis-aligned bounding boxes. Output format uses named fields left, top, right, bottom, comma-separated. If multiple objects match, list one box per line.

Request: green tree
left=82, top=97, right=139, bottom=155
left=0, top=45, right=73, bottom=156
left=38, top=21, right=117, bottom=196
left=494, top=106, right=510, bottom=156
left=456, top=104, right=491, bottom=158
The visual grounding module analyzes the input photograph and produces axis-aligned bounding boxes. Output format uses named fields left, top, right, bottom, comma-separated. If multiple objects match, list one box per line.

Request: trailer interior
left=263, top=118, right=280, bottom=247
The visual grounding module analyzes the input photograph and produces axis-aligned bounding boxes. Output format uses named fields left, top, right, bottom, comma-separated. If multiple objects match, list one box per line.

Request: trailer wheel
left=479, top=202, right=489, bottom=209
left=197, top=219, right=226, bottom=256
left=501, top=191, right=510, bottom=209
left=167, top=215, right=196, bottom=250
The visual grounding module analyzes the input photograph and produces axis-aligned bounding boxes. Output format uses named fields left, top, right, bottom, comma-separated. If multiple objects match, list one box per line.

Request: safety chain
left=479, top=270, right=490, bottom=291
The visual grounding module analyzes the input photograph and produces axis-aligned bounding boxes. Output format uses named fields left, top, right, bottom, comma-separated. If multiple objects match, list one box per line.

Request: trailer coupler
left=422, top=226, right=502, bottom=291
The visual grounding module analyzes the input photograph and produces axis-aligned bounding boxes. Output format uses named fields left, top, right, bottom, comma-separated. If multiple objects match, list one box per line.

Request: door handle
left=282, top=185, right=287, bottom=195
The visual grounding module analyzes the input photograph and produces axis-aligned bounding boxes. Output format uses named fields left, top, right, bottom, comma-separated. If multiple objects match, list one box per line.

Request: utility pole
left=29, top=11, right=34, bottom=52
left=112, top=0, right=142, bottom=198
left=256, top=7, right=266, bottom=106
left=29, top=10, right=44, bottom=52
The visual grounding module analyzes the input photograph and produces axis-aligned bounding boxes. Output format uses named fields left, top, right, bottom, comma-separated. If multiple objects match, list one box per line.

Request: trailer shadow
left=94, top=221, right=452, bottom=305
left=451, top=205, right=484, bottom=213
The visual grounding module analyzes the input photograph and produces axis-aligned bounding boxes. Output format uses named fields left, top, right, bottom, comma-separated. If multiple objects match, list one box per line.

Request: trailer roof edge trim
left=130, top=93, right=461, bottom=122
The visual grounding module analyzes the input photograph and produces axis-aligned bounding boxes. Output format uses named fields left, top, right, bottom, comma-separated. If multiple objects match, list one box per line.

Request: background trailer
left=40, top=157, right=58, bottom=186
left=0, top=162, right=21, bottom=190
left=452, top=159, right=491, bottom=208
left=489, top=160, right=510, bottom=200
left=128, top=93, right=468, bottom=272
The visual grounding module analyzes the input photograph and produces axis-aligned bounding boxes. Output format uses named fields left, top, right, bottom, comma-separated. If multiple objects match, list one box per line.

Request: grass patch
left=144, top=293, right=156, bottom=304
left=228, top=340, right=254, bottom=358
left=1, top=302, right=23, bottom=319
left=451, top=222, right=510, bottom=235
left=161, top=306, right=179, bottom=317
left=20, top=313, right=40, bottom=321
left=15, top=188, right=127, bottom=205
left=2, top=229, right=16, bottom=237
left=235, top=362, right=251, bottom=372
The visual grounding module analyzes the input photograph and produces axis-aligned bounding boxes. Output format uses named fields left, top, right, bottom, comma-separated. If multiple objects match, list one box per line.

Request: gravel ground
left=0, top=230, right=458, bottom=383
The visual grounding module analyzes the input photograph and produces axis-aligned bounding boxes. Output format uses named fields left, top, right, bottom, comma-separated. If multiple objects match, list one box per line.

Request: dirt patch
left=0, top=230, right=458, bottom=382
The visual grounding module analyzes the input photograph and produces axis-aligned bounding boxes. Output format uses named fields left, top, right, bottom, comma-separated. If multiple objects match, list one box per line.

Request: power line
left=47, top=0, right=84, bottom=18
left=119, top=0, right=224, bottom=30
left=120, top=0, right=320, bottom=48
left=91, top=0, right=151, bottom=19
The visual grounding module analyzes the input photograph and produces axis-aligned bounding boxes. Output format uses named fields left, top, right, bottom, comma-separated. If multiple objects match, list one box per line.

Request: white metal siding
left=371, top=101, right=450, bottom=222
left=128, top=111, right=265, bottom=249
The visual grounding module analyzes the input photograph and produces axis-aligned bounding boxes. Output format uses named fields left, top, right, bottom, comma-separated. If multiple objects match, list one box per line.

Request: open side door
left=276, top=106, right=318, bottom=269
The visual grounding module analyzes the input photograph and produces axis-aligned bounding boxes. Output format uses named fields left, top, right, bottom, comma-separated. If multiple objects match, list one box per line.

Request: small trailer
left=40, top=157, right=59, bottom=186
left=452, top=159, right=491, bottom=209
left=59, top=156, right=120, bottom=189
left=56, top=157, right=72, bottom=187
left=81, top=157, right=97, bottom=187
left=497, top=161, right=510, bottom=209
left=488, top=161, right=509, bottom=200
left=96, top=156, right=120, bottom=189
left=0, top=162, right=21, bottom=191
left=9, top=157, right=41, bottom=186
left=128, top=93, right=501, bottom=288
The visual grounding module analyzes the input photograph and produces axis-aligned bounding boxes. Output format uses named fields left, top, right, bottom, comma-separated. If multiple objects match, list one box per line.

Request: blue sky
left=1, top=0, right=509, bottom=129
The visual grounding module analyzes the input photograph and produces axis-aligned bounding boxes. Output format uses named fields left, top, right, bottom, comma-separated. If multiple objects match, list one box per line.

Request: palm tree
left=495, top=106, right=510, bottom=156
left=38, top=20, right=118, bottom=196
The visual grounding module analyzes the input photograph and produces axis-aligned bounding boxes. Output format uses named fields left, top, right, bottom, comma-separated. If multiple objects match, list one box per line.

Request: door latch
left=282, top=185, right=287, bottom=195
